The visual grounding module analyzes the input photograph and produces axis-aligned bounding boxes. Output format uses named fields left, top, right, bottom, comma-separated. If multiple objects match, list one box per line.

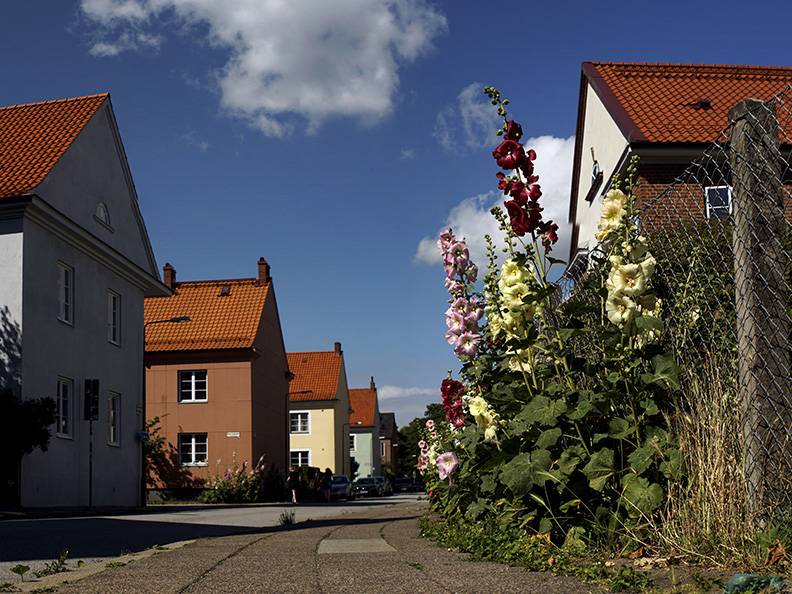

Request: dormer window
left=95, top=202, right=112, bottom=230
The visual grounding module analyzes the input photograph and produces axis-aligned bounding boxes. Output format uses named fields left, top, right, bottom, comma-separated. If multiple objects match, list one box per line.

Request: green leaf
left=635, top=315, right=663, bottom=332
left=536, top=427, right=562, bottom=449
left=582, top=448, right=614, bottom=491
left=621, top=475, right=664, bottom=516
left=641, top=353, right=680, bottom=390
left=480, top=472, right=497, bottom=494
left=659, top=448, right=683, bottom=481
left=517, top=395, right=568, bottom=427
left=498, top=449, right=552, bottom=497
left=639, top=398, right=659, bottom=416
left=628, top=445, right=655, bottom=475
left=608, top=418, right=632, bottom=439
left=557, top=445, right=584, bottom=476
left=465, top=499, right=489, bottom=521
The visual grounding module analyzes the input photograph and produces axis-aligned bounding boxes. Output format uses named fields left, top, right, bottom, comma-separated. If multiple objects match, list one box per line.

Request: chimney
left=334, top=341, right=342, bottom=354
left=257, top=257, right=271, bottom=284
left=163, top=263, right=176, bottom=290
left=370, top=376, right=376, bottom=390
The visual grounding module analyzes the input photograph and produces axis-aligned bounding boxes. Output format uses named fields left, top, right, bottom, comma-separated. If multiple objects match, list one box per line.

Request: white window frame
left=178, top=433, right=208, bottom=466
left=56, top=377, right=73, bottom=439
left=290, top=449, right=311, bottom=467
left=107, top=391, right=121, bottom=446
left=289, top=410, right=310, bottom=434
left=178, top=370, right=208, bottom=403
left=107, top=290, right=121, bottom=345
left=705, top=185, right=732, bottom=219
left=57, top=263, right=74, bottom=325
left=380, top=439, right=386, bottom=458
left=349, top=434, right=357, bottom=452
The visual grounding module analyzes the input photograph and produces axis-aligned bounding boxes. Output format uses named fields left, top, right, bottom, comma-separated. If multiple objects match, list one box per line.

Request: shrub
left=200, top=457, right=267, bottom=504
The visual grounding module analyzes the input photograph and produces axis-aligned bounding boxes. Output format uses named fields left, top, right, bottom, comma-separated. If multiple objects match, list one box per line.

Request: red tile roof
left=145, top=278, right=269, bottom=352
left=584, top=62, right=792, bottom=143
left=288, top=351, right=342, bottom=401
left=0, top=94, right=108, bottom=198
left=349, top=387, right=377, bottom=428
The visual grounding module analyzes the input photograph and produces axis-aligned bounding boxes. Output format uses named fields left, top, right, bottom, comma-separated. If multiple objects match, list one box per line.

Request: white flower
left=608, top=263, right=648, bottom=297
left=606, top=292, right=637, bottom=326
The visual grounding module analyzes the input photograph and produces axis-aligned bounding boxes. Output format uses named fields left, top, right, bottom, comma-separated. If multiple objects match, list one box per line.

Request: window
left=95, top=202, right=111, bottom=228
left=380, top=440, right=386, bottom=458
left=178, top=433, right=208, bottom=466
left=57, top=263, right=74, bottom=325
left=178, top=370, right=208, bottom=402
left=290, top=450, right=310, bottom=467
left=349, top=434, right=356, bottom=452
left=107, top=291, right=121, bottom=345
left=107, top=392, right=120, bottom=446
left=56, top=377, right=73, bottom=438
left=705, top=186, right=732, bottom=219
left=290, top=411, right=310, bottom=434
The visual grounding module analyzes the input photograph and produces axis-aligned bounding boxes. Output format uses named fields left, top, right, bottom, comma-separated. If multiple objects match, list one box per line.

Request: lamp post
left=141, top=315, right=191, bottom=507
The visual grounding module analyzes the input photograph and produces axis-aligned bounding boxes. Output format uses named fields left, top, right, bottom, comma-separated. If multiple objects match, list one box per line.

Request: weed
left=609, top=566, right=653, bottom=592
left=279, top=510, right=296, bottom=526
left=0, top=583, right=14, bottom=592
left=31, top=587, right=55, bottom=593
left=406, top=561, right=424, bottom=571
left=690, top=572, right=724, bottom=593
left=105, top=561, right=126, bottom=568
left=9, top=565, right=29, bottom=582
left=34, top=549, right=70, bottom=578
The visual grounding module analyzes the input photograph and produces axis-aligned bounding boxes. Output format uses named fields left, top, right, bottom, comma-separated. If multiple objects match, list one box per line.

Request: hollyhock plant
left=436, top=452, right=459, bottom=481
left=441, top=378, right=465, bottom=428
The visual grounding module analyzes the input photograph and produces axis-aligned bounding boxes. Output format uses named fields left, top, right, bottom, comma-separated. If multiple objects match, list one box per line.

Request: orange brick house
left=287, top=344, right=351, bottom=477
left=144, top=258, right=289, bottom=491
left=567, top=62, right=792, bottom=273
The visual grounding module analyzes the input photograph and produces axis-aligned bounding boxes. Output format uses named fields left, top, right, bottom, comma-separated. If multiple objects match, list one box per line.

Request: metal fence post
left=728, top=99, right=792, bottom=517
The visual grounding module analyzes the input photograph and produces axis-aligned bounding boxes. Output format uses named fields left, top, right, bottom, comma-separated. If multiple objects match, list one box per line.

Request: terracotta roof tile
left=349, top=387, right=377, bottom=428
left=0, top=94, right=108, bottom=198
left=288, top=351, right=342, bottom=401
left=145, top=278, right=269, bottom=352
left=586, top=62, right=792, bottom=143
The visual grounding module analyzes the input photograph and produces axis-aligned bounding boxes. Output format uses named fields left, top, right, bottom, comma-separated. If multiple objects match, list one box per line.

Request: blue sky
left=2, top=0, right=790, bottom=425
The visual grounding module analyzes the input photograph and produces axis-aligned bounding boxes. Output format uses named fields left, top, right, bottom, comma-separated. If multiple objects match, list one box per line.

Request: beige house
left=287, top=343, right=351, bottom=476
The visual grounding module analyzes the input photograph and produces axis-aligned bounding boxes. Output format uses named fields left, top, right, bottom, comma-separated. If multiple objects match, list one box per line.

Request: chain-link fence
left=634, top=89, right=792, bottom=522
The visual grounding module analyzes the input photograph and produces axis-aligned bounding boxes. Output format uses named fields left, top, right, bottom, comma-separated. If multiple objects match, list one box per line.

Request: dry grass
left=653, top=358, right=768, bottom=566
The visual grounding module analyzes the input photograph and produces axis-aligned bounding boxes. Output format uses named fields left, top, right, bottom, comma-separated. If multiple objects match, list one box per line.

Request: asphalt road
left=0, top=493, right=421, bottom=582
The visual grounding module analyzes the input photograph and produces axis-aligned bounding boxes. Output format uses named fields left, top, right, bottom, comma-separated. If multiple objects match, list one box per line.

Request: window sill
left=57, top=317, right=74, bottom=327
left=107, top=441, right=121, bottom=448
left=178, top=399, right=209, bottom=404
left=108, top=339, right=121, bottom=348
left=56, top=433, right=73, bottom=440
left=290, top=431, right=310, bottom=435
left=181, top=463, right=208, bottom=467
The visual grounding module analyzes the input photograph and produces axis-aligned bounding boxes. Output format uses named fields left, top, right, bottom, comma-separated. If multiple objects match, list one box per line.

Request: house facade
left=287, top=344, right=351, bottom=476
left=378, top=411, right=398, bottom=476
left=144, top=259, right=289, bottom=491
left=0, top=94, right=167, bottom=507
left=567, top=62, right=792, bottom=273
left=349, top=379, right=381, bottom=478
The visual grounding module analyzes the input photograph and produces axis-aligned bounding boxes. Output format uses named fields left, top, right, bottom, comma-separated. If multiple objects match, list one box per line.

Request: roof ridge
left=590, top=61, right=792, bottom=75
left=173, top=277, right=261, bottom=287
left=0, top=93, right=109, bottom=113
left=287, top=350, right=340, bottom=356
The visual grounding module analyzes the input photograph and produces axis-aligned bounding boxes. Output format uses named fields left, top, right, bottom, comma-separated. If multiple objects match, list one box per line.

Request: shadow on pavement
left=0, top=513, right=420, bottom=563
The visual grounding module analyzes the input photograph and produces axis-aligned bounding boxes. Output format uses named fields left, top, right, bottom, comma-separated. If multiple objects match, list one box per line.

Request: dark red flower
left=507, top=180, right=529, bottom=205
left=505, top=200, right=530, bottom=236
left=504, top=120, right=523, bottom=141
left=527, top=148, right=536, bottom=161
left=492, top=139, right=526, bottom=170
left=541, top=222, right=559, bottom=252
left=441, top=378, right=464, bottom=399
left=529, top=184, right=542, bottom=200
left=496, top=172, right=509, bottom=192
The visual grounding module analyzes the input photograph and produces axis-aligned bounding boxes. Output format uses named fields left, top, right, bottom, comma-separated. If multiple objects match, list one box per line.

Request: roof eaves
left=582, top=62, right=647, bottom=144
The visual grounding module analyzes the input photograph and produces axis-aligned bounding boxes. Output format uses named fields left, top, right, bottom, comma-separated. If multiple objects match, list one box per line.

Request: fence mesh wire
left=562, top=87, right=792, bottom=523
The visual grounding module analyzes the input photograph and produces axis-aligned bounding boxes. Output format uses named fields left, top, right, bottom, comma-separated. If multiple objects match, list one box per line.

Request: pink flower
left=454, top=331, right=481, bottom=357
left=425, top=419, right=435, bottom=431
left=418, top=439, right=428, bottom=451
left=436, top=452, right=459, bottom=480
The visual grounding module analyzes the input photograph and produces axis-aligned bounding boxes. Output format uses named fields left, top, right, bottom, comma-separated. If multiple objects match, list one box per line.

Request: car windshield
left=395, top=478, right=411, bottom=484
left=357, top=478, right=376, bottom=485
left=332, top=476, right=348, bottom=483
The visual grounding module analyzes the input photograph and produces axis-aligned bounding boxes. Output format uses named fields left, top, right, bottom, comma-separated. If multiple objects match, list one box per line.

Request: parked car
left=373, top=476, right=392, bottom=496
left=394, top=477, right=414, bottom=492
left=353, top=477, right=382, bottom=497
left=330, top=475, right=354, bottom=500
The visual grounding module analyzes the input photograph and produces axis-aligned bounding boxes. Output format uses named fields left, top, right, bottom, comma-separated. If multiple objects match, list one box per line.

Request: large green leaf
left=621, top=475, right=664, bottom=516
left=608, top=417, right=632, bottom=439
left=536, top=427, right=562, bottom=449
left=640, top=353, right=680, bottom=390
left=659, top=447, right=683, bottom=481
left=498, top=449, right=552, bottom=497
left=582, top=448, right=614, bottom=491
left=627, top=445, right=655, bottom=475
left=516, top=395, right=568, bottom=427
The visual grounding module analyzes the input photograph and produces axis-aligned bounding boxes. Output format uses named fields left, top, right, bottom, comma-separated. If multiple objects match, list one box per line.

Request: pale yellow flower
left=507, top=348, right=534, bottom=373
left=608, top=263, right=647, bottom=297
left=595, top=189, right=628, bottom=241
left=606, top=292, right=637, bottom=326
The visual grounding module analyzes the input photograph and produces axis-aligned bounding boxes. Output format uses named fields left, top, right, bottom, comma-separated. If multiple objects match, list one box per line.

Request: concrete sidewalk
left=49, top=501, right=598, bottom=594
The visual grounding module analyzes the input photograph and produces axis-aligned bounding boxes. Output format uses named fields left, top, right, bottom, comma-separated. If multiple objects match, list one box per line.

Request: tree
left=0, top=389, right=56, bottom=460
left=396, top=403, right=445, bottom=476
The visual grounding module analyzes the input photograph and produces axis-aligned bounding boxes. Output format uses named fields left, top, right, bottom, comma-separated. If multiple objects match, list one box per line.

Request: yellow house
left=287, top=343, right=351, bottom=476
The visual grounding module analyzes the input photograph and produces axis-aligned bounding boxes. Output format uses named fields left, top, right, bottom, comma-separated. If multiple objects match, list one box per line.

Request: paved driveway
left=0, top=494, right=419, bottom=581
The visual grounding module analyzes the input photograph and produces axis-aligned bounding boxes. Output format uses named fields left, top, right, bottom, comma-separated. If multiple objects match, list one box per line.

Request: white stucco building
left=0, top=93, right=166, bottom=507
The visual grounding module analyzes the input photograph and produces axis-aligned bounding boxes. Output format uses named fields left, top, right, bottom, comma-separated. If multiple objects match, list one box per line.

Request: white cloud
left=416, top=135, right=576, bottom=270
left=400, top=147, right=415, bottom=160
left=80, top=0, right=447, bottom=137
left=377, top=385, right=439, bottom=427
left=88, top=30, right=161, bottom=56
left=378, top=385, right=437, bottom=400
left=434, top=82, right=501, bottom=150
left=181, top=130, right=209, bottom=152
